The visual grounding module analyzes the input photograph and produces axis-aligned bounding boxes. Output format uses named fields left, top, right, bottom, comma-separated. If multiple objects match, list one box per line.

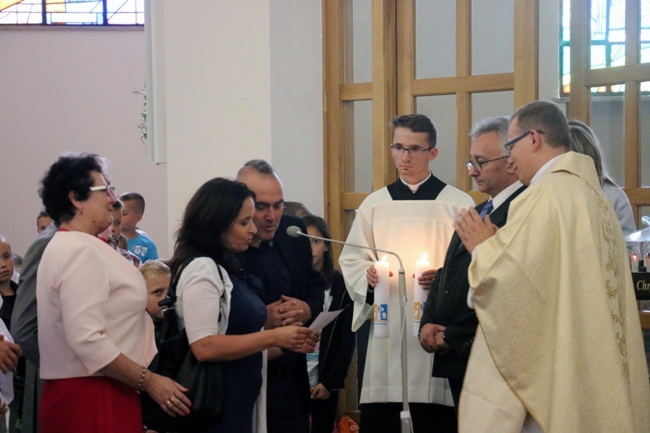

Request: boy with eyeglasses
left=339, top=113, right=474, bottom=433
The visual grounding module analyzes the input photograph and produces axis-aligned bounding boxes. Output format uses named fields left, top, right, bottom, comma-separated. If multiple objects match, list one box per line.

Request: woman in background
left=302, top=215, right=355, bottom=433
left=568, top=120, right=636, bottom=237
left=36, top=153, right=190, bottom=433
left=168, top=177, right=317, bottom=433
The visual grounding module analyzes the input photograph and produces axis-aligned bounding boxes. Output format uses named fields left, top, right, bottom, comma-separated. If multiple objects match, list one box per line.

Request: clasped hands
left=419, top=323, right=450, bottom=355
left=266, top=295, right=319, bottom=354
left=454, top=208, right=498, bottom=253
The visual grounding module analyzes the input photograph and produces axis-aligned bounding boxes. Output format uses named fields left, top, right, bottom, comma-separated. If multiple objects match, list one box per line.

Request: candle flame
left=379, top=255, right=388, bottom=263
left=420, top=252, right=428, bottom=261
left=632, top=253, right=638, bottom=260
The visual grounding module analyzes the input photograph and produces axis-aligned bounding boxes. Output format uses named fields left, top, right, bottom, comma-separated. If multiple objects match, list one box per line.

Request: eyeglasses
left=89, top=184, right=116, bottom=196
left=390, top=145, right=433, bottom=155
left=466, top=156, right=509, bottom=172
left=503, top=129, right=549, bottom=153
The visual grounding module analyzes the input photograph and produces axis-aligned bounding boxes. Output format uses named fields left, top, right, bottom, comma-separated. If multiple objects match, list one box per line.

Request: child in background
left=302, top=216, right=355, bottom=433
left=119, top=192, right=159, bottom=263
left=139, top=260, right=171, bottom=345
left=100, top=201, right=141, bottom=268
left=0, top=237, right=23, bottom=432
left=36, top=210, right=52, bottom=234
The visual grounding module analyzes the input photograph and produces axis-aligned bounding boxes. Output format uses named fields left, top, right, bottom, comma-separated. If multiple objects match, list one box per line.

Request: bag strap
left=161, top=257, right=225, bottom=312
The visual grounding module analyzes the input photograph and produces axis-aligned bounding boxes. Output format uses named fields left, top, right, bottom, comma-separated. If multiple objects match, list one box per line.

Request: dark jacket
left=240, top=214, right=325, bottom=412
left=420, top=185, right=526, bottom=381
left=317, top=271, right=355, bottom=391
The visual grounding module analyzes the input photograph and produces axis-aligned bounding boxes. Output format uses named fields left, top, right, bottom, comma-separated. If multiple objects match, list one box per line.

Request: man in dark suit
left=236, top=160, right=324, bottom=433
left=419, top=116, right=526, bottom=408
left=11, top=221, right=56, bottom=433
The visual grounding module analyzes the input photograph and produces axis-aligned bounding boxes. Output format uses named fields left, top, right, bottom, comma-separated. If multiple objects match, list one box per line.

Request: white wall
left=5, top=0, right=631, bottom=257
left=0, top=0, right=324, bottom=259
left=270, top=1, right=324, bottom=216
left=0, top=28, right=168, bottom=258
left=151, top=0, right=324, bottom=254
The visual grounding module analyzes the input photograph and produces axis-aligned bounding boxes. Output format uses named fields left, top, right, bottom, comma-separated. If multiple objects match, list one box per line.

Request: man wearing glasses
left=340, top=114, right=474, bottom=433
left=419, top=116, right=526, bottom=409
left=455, top=101, right=650, bottom=433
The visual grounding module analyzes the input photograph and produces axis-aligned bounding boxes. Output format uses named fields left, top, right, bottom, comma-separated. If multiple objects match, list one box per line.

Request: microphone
left=286, top=225, right=405, bottom=270
left=286, top=225, right=412, bottom=432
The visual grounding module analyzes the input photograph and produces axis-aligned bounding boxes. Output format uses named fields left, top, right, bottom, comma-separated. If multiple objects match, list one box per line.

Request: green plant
left=133, top=80, right=147, bottom=142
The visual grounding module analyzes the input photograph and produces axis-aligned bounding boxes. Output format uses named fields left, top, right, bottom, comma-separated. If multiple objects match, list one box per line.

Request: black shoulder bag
left=141, top=258, right=225, bottom=432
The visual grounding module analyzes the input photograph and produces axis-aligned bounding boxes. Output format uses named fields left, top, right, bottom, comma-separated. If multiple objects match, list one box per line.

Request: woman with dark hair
left=168, top=177, right=317, bottom=433
left=36, top=152, right=190, bottom=433
left=302, top=215, right=355, bottom=433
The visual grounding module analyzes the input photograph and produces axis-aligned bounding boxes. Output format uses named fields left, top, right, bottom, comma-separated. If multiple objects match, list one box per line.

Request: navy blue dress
left=198, top=276, right=267, bottom=433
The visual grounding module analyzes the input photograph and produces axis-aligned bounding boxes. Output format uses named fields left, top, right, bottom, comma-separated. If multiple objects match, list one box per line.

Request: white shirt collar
left=491, top=180, right=524, bottom=210
left=400, top=172, right=432, bottom=192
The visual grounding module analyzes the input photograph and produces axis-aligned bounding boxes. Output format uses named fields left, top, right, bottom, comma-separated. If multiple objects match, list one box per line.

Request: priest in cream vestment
left=339, top=114, right=474, bottom=433
left=455, top=101, right=650, bottom=433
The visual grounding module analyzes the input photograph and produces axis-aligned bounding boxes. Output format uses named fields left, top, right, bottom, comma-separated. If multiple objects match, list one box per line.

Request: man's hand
left=419, top=323, right=450, bottom=355
left=0, top=335, right=21, bottom=373
left=265, top=299, right=302, bottom=329
left=432, top=324, right=451, bottom=355
left=367, top=264, right=394, bottom=288
left=414, top=269, right=437, bottom=289
left=265, top=296, right=313, bottom=329
left=310, top=383, right=331, bottom=400
left=454, top=208, right=498, bottom=253
left=419, top=323, right=440, bottom=353
left=280, top=295, right=312, bottom=324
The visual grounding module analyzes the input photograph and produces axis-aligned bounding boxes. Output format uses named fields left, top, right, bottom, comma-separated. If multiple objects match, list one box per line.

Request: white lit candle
left=373, top=255, right=389, bottom=338
left=413, top=252, right=431, bottom=336
left=631, top=253, right=639, bottom=273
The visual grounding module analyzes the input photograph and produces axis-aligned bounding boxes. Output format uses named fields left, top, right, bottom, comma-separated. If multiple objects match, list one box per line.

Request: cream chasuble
left=460, top=152, right=650, bottom=433
left=340, top=185, right=474, bottom=404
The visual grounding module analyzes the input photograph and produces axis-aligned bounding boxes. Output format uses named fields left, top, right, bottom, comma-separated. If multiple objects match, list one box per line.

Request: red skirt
left=40, top=376, right=142, bottom=433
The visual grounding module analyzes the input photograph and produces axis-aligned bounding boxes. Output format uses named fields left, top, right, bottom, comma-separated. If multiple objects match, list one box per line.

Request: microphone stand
left=289, top=228, right=413, bottom=433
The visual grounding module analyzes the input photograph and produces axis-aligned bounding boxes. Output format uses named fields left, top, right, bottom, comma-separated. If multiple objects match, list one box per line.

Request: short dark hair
left=37, top=210, right=50, bottom=219
left=302, top=215, right=337, bottom=287
left=112, top=199, right=124, bottom=211
left=168, top=178, right=255, bottom=276
left=284, top=201, right=312, bottom=218
left=511, top=100, right=570, bottom=149
left=39, top=153, right=107, bottom=225
left=119, top=192, right=145, bottom=214
left=390, top=114, right=437, bottom=148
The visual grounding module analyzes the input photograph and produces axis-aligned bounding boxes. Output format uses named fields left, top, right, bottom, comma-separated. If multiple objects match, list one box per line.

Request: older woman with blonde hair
left=36, top=153, right=190, bottom=433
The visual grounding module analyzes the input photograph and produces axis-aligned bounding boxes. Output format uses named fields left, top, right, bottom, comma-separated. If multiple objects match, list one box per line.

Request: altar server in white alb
left=455, top=100, right=650, bottom=433
left=339, top=114, right=474, bottom=433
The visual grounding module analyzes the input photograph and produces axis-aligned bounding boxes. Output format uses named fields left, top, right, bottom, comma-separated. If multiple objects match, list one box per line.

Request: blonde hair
left=140, top=260, right=171, bottom=281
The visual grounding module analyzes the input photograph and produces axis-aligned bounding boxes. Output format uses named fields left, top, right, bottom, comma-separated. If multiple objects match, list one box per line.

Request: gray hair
left=469, top=116, right=510, bottom=156
left=241, top=159, right=275, bottom=175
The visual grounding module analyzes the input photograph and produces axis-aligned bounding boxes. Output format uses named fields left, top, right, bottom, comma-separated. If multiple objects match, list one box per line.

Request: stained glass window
left=561, top=0, right=650, bottom=95
left=0, top=0, right=144, bottom=25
